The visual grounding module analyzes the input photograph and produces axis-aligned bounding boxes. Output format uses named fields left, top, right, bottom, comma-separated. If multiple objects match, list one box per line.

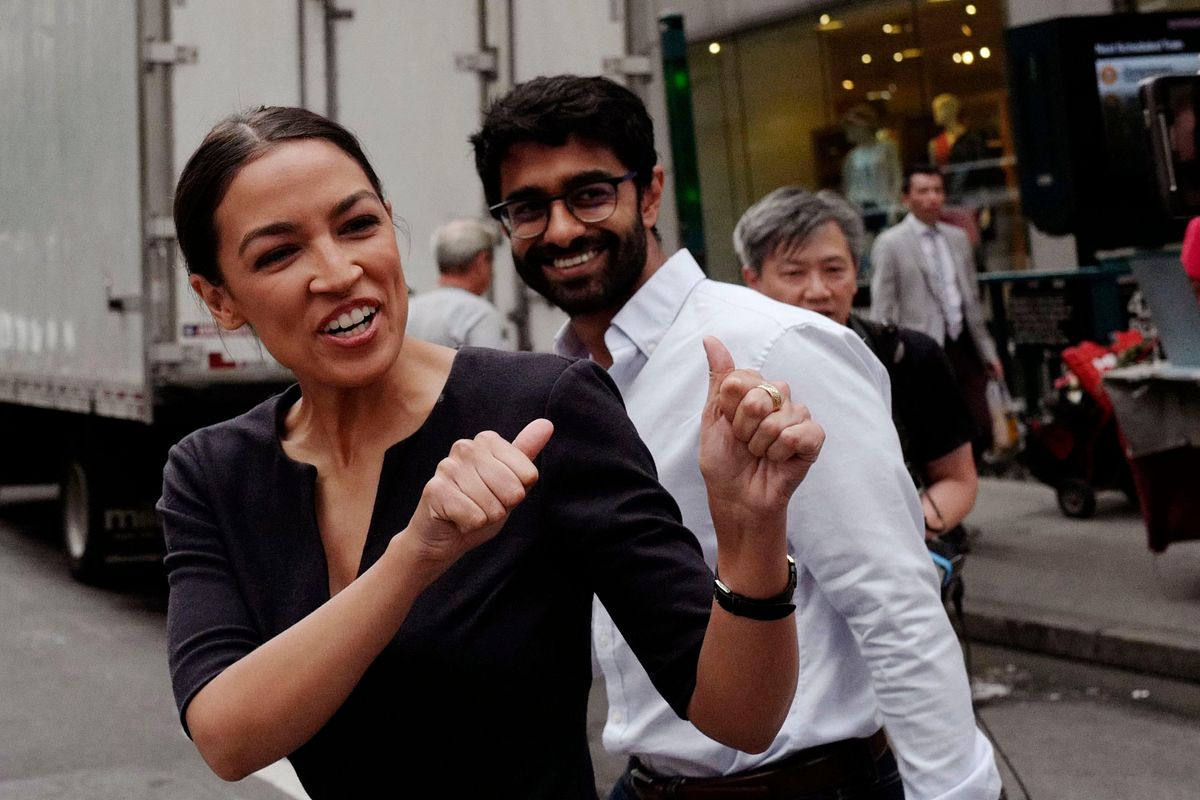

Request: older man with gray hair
left=406, top=217, right=508, bottom=349
left=736, top=185, right=979, bottom=548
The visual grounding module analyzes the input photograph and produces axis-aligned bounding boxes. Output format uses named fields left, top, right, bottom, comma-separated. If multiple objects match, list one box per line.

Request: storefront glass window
left=689, top=0, right=1026, bottom=285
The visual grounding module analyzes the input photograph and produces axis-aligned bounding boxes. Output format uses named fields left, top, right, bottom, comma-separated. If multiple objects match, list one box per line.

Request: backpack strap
left=849, top=314, right=904, bottom=367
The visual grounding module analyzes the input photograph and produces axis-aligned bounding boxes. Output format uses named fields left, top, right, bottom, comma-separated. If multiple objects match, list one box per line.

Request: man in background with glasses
left=471, top=75, right=1000, bottom=800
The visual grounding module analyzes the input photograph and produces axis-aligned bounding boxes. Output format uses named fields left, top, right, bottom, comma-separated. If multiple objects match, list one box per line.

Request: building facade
left=657, top=0, right=1200, bottom=281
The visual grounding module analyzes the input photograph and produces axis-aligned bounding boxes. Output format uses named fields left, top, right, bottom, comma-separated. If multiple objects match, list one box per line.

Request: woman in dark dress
left=161, top=106, right=823, bottom=798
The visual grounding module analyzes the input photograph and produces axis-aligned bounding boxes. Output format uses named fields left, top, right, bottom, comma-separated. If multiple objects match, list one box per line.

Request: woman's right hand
left=403, top=418, right=554, bottom=570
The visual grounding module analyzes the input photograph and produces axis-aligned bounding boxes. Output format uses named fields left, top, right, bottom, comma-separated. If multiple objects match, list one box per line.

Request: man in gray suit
left=870, top=165, right=1002, bottom=454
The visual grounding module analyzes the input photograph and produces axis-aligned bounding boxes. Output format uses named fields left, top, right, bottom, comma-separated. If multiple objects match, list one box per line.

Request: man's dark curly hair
left=470, top=74, right=658, bottom=206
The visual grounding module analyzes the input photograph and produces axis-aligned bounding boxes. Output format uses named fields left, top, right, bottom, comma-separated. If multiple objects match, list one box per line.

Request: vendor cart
left=1104, top=253, right=1200, bottom=551
left=1104, top=365, right=1200, bottom=552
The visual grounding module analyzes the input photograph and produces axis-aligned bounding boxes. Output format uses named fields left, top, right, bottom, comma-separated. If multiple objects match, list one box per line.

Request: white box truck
left=0, top=0, right=679, bottom=580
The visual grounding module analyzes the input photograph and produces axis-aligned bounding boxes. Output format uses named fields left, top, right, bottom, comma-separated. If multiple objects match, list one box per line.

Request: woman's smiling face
left=193, top=138, right=408, bottom=389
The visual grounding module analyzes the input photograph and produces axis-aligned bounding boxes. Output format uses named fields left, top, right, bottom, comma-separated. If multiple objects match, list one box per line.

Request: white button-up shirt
left=557, top=250, right=1000, bottom=800
left=913, top=217, right=965, bottom=341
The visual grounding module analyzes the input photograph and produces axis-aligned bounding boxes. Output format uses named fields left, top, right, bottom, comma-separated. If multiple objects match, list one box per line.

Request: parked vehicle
left=0, top=0, right=675, bottom=580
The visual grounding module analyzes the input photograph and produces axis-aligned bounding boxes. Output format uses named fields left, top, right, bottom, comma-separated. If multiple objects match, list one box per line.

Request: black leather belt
left=627, top=729, right=890, bottom=800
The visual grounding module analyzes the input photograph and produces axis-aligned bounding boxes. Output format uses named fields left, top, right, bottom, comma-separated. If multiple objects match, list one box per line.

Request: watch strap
left=713, top=555, right=797, bottom=621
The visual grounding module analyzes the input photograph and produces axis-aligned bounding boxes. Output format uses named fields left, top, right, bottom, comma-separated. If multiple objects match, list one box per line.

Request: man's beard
left=512, top=219, right=648, bottom=316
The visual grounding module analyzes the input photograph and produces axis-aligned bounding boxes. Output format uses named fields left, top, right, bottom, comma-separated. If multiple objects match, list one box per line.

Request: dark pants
left=607, top=750, right=905, bottom=800
left=943, top=330, right=992, bottom=458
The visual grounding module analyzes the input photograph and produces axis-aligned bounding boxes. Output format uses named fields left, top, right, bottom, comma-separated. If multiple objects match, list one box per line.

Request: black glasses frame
left=489, top=171, right=638, bottom=239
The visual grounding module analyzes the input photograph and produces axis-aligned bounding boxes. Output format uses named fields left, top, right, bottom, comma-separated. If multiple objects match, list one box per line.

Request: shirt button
left=611, top=711, right=623, bottom=724
left=598, top=634, right=611, bottom=648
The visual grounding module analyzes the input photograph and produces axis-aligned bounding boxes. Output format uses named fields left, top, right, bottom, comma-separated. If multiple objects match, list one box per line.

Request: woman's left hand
left=699, top=336, right=824, bottom=517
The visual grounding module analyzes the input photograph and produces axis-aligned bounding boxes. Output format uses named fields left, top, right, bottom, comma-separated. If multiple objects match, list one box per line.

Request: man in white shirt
left=471, top=75, right=1001, bottom=800
left=870, top=167, right=1003, bottom=455
left=406, top=217, right=507, bottom=349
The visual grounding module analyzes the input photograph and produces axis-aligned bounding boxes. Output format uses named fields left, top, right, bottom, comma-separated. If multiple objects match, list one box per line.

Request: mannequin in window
left=841, top=103, right=901, bottom=234
left=928, top=93, right=1000, bottom=202
left=928, top=93, right=1003, bottom=267
left=928, top=93, right=967, bottom=168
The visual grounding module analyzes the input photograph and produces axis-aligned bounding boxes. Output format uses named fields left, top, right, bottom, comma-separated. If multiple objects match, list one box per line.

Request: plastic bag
left=986, top=379, right=1020, bottom=452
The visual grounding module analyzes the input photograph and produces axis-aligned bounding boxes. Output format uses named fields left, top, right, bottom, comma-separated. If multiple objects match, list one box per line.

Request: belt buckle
left=629, top=763, right=667, bottom=797
left=629, top=764, right=656, bottom=788
left=629, top=763, right=686, bottom=800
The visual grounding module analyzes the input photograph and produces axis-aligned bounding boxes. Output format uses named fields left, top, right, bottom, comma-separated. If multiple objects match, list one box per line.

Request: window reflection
left=688, top=0, right=1026, bottom=284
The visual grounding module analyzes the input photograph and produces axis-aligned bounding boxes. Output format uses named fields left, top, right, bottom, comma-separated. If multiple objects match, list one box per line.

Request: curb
left=956, top=600, right=1200, bottom=683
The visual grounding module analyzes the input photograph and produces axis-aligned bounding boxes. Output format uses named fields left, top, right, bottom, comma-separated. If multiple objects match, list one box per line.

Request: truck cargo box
left=0, top=0, right=668, bottom=580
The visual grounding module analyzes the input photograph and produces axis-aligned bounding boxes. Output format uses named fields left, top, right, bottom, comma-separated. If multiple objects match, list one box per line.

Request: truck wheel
left=62, top=458, right=110, bottom=583
left=1057, top=478, right=1096, bottom=519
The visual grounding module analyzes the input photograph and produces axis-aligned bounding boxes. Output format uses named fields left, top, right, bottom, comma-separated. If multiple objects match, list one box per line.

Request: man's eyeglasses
left=489, top=171, right=638, bottom=240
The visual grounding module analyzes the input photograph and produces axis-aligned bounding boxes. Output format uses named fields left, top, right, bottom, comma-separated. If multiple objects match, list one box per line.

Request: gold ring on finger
left=755, top=383, right=783, bottom=412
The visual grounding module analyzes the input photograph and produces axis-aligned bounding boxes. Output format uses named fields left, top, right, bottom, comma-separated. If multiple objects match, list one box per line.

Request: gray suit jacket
left=869, top=213, right=997, bottom=365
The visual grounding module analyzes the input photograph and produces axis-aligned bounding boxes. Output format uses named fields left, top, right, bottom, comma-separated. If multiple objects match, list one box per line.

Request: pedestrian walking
left=870, top=165, right=1003, bottom=457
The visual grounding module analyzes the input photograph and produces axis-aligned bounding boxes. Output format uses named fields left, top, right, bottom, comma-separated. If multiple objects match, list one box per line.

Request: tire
left=61, top=457, right=110, bottom=583
left=1121, top=484, right=1141, bottom=510
left=1057, top=478, right=1097, bottom=519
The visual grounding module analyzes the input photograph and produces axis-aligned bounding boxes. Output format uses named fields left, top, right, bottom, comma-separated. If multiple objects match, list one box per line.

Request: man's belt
left=626, top=729, right=890, bottom=800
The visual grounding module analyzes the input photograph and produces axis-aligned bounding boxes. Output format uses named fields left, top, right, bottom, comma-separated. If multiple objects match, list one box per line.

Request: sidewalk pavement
left=960, top=477, right=1200, bottom=682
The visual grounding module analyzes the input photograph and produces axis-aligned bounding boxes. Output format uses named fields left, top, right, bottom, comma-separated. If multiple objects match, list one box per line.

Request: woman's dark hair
left=470, top=74, right=658, bottom=206
left=173, top=106, right=385, bottom=285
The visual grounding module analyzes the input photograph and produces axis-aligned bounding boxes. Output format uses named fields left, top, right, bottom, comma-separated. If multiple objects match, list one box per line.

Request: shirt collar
left=904, top=213, right=939, bottom=237
left=553, top=249, right=705, bottom=360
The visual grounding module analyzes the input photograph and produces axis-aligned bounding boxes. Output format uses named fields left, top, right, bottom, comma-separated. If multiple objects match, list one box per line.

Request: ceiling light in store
left=861, top=53, right=873, bottom=64
left=894, top=51, right=904, bottom=62
left=962, top=24, right=973, bottom=36
left=708, top=42, right=721, bottom=54
left=903, top=48, right=922, bottom=59
left=883, top=23, right=902, bottom=34
left=962, top=50, right=976, bottom=64
left=952, top=52, right=963, bottom=63
left=966, top=4, right=978, bottom=14
left=820, top=14, right=831, bottom=24
left=980, top=46, right=992, bottom=59
left=816, top=14, right=844, bottom=31
left=842, top=79, right=855, bottom=90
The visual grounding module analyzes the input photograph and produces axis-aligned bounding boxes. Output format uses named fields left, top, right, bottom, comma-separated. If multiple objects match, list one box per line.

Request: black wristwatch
left=713, top=555, right=797, bottom=621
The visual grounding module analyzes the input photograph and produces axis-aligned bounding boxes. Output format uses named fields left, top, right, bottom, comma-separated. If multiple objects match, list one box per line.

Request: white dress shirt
left=914, top=218, right=965, bottom=341
left=557, top=250, right=1000, bottom=800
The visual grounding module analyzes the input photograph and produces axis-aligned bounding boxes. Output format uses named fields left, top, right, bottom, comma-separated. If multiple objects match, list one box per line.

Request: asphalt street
left=0, top=487, right=297, bottom=800
left=3, top=485, right=1199, bottom=799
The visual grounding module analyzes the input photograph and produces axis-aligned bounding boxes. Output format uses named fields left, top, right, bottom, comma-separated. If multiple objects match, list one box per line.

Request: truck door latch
left=455, top=49, right=499, bottom=77
left=142, top=41, right=198, bottom=67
